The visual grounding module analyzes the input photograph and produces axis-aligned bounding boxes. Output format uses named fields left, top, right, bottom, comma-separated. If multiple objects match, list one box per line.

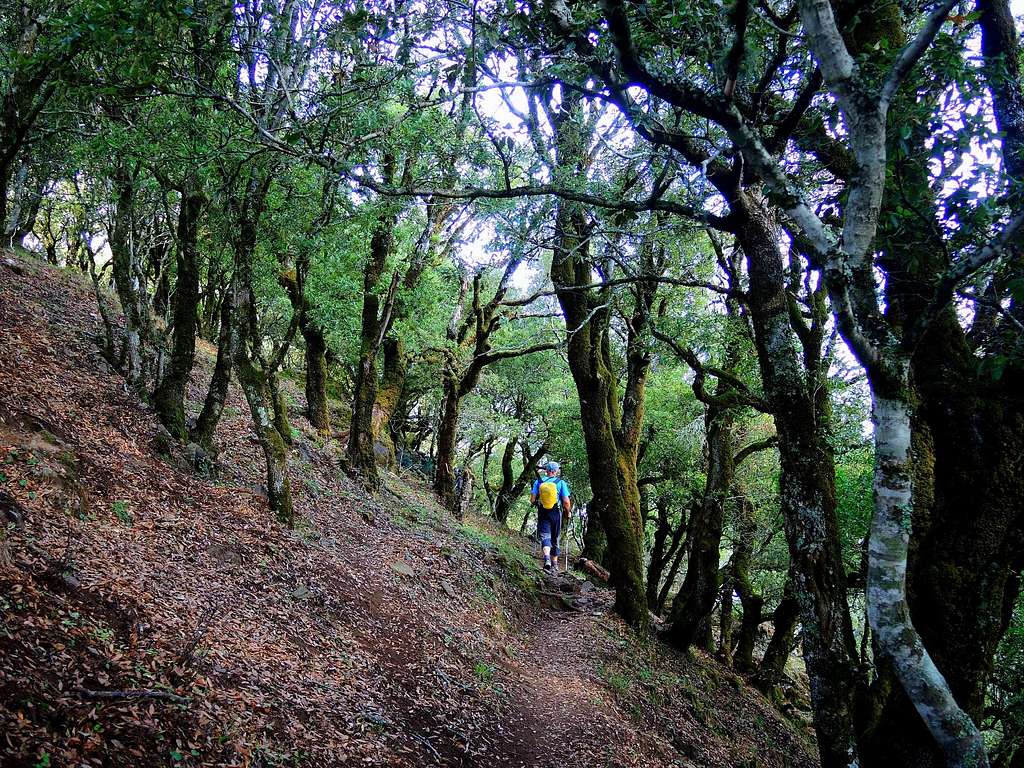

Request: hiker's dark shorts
left=537, top=508, right=562, bottom=556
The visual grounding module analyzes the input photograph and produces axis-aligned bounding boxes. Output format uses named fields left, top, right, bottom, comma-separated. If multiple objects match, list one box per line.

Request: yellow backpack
left=538, top=480, right=559, bottom=510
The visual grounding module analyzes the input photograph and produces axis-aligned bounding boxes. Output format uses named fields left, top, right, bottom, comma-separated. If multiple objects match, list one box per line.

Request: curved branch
left=734, top=435, right=779, bottom=466
left=652, top=327, right=771, bottom=412
left=475, top=341, right=559, bottom=367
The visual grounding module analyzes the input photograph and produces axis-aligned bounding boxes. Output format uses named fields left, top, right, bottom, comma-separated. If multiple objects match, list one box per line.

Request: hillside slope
left=0, top=251, right=817, bottom=767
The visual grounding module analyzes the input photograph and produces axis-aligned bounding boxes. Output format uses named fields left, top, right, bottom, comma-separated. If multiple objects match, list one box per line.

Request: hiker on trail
left=530, top=461, right=571, bottom=571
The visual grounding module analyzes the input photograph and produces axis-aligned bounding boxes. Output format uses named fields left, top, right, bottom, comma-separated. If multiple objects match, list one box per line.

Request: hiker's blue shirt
left=533, top=477, right=569, bottom=557
left=532, top=477, right=570, bottom=505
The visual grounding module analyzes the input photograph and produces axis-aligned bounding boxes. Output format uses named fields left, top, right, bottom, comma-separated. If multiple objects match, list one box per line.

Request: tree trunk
left=553, top=245, right=649, bottom=630
left=153, top=189, right=203, bottom=441
left=236, top=341, right=294, bottom=526
left=865, top=390, right=988, bottom=767
left=656, top=514, right=691, bottom=616
left=493, top=439, right=518, bottom=524
left=268, top=370, right=292, bottom=446
left=0, top=156, right=14, bottom=235
left=278, top=264, right=331, bottom=436
left=645, top=495, right=673, bottom=610
left=4, top=159, right=41, bottom=246
left=371, top=336, right=407, bottom=467
left=433, top=368, right=460, bottom=508
left=666, top=402, right=734, bottom=649
left=647, top=499, right=687, bottom=614
left=303, top=323, right=330, bottom=435
left=581, top=505, right=609, bottom=566
left=108, top=171, right=148, bottom=393
left=558, top=319, right=648, bottom=629
left=732, top=496, right=764, bottom=674
left=520, top=505, right=534, bottom=536
left=88, top=260, right=116, bottom=360
left=432, top=261, right=551, bottom=509
left=347, top=204, right=396, bottom=491
left=755, top=576, right=800, bottom=696
left=454, top=465, right=474, bottom=520
left=229, top=172, right=292, bottom=525
left=734, top=191, right=860, bottom=767
left=191, top=275, right=237, bottom=452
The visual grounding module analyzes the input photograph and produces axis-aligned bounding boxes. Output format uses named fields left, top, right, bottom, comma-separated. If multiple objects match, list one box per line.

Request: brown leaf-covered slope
left=0, top=251, right=817, bottom=768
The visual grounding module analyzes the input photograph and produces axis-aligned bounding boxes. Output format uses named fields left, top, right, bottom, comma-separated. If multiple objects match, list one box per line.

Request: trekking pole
left=562, top=511, right=570, bottom=573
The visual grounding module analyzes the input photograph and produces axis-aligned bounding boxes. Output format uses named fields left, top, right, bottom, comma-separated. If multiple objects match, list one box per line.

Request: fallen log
left=576, top=558, right=610, bottom=583
left=74, top=688, right=190, bottom=705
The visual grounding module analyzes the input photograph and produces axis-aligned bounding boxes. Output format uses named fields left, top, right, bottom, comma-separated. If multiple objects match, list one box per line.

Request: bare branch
left=880, top=0, right=959, bottom=106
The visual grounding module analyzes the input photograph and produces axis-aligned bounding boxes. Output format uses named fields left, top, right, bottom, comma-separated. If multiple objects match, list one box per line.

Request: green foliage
left=473, top=661, right=494, bottom=683
left=112, top=499, right=131, bottom=525
left=986, top=592, right=1024, bottom=763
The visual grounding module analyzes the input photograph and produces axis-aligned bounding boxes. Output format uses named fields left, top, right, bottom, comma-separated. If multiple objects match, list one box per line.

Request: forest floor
left=0, top=249, right=818, bottom=767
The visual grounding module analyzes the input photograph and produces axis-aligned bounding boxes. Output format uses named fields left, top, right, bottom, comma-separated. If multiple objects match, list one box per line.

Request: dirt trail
left=484, top=580, right=679, bottom=768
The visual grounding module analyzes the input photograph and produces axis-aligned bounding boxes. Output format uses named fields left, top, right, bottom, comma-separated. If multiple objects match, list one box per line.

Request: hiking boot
left=543, top=559, right=552, bottom=571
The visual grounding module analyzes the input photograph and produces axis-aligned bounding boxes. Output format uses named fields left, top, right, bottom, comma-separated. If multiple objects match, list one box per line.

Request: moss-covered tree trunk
left=279, top=264, right=330, bottom=436
left=567, top=366, right=648, bottom=630
left=581, top=505, right=609, bottom=566
left=754, top=573, right=800, bottom=695
left=190, top=275, right=237, bottom=452
left=268, top=370, right=292, bottom=447
left=347, top=191, right=398, bottom=491
left=303, top=324, right=329, bottom=435
left=371, top=336, right=407, bottom=468
left=492, top=439, right=518, bottom=524
left=550, top=201, right=653, bottom=632
left=734, top=192, right=860, bottom=766
left=433, top=365, right=461, bottom=509
left=229, top=173, right=292, bottom=525
left=153, top=188, right=203, bottom=441
left=666, top=402, right=735, bottom=649
left=87, top=252, right=117, bottom=360
left=236, top=343, right=293, bottom=525
left=108, top=169, right=148, bottom=394
left=732, top=496, right=764, bottom=674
